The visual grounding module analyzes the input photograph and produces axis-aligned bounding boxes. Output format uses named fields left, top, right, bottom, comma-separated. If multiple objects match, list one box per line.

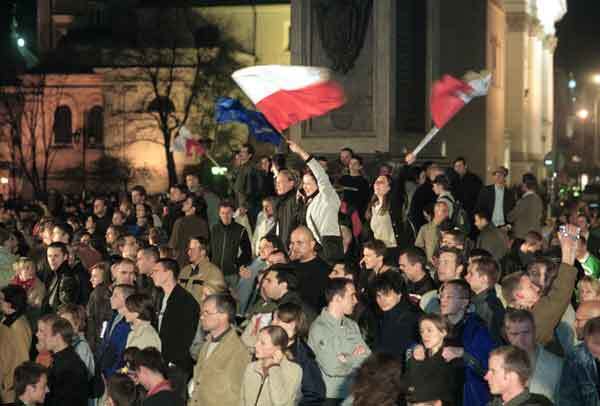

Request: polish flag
left=430, top=71, right=492, bottom=128
left=231, top=65, right=346, bottom=132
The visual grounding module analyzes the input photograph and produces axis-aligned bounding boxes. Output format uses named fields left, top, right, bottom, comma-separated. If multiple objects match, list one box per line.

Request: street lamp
left=593, top=74, right=600, bottom=85
left=577, top=109, right=590, bottom=120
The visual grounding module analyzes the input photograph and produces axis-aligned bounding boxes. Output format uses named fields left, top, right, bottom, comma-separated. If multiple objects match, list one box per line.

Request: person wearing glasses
left=189, top=294, right=251, bottom=406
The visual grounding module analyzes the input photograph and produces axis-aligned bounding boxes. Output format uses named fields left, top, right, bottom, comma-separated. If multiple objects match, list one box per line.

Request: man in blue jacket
left=96, top=284, right=134, bottom=378
left=440, top=279, right=496, bottom=406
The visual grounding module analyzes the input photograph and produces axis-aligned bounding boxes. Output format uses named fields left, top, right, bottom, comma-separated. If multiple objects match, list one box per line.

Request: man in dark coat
left=168, top=194, right=210, bottom=267
left=476, top=166, right=516, bottom=228
left=151, top=258, right=200, bottom=379
left=273, top=169, right=301, bottom=249
left=409, top=163, right=443, bottom=231
left=43, top=242, right=82, bottom=314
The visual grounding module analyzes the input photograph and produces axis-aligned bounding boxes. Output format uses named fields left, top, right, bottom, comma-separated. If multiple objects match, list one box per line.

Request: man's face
left=514, top=275, right=541, bottom=309
left=398, top=254, right=421, bottom=282
left=494, top=171, right=506, bottom=186
left=27, top=374, right=48, bottom=403
left=362, top=248, right=382, bottom=270
left=474, top=215, right=485, bottom=230
left=51, top=227, right=68, bottom=244
left=219, top=206, right=234, bottom=225
left=276, top=173, right=294, bottom=196
left=122, top=237, right=139, bottom=259
left=169, top=187, right=185, bottom=203
left=348, top=158, right=362, bottom=174
left=47, top=247, right=66, bottom=271
left=505, top=320, right=536, bottom=353
left=453, top=160, right=467, bottom=176
left=115, top=263, right=136, bottom=285
left=434, top=203, right=450, bottom=223
left=464, top=265, right=488, bottom=294
left=200, top=298, right=223, bottom=332
left=580, top=282, right=600, bottom=302
left=440, top=285, right=468, bottom=317
left=187, top=239, right=205, bottom=264
left=186, top=175, right=199, bottom=190
left=585, top=333, right=600, bottom=360
left=110, top=288, right=126, bottom=310
left=339, top=283, right=358, bottom=315
left=437, top=252, right=460, bottom=282
left=262, top=271, right=284, bottom=300
left=262, top=200, right=274, bottom=218
left=289, top=230, right=314, bottom=261
left=485, top=355, right=510, bottom=395
left=376, top=289, right=401, bottom=312
left=340, top=150, right=352, bottom=166
left=131, top=190, right=144, bottom=205
left=258, top=239, right=275, bottom=260
left=136, top=251, right=154, bottom=276
left=112, top=212, right=125, bottom=226
left=93, top=199, right=106, bottom=216
left=36, top=320, right=52, bottom=349
left=151, top=263, right=169, bottom=287
left=182, top=197, right=194, bottom=215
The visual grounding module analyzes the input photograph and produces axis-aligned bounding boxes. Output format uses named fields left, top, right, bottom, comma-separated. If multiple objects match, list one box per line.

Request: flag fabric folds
left=430, top=71, right=492, bottom=129
left=231, top=65, right=346, bottom=132
left=215, top=97, right=282, bottom=146
left=171, top=126, right=205, bottom=157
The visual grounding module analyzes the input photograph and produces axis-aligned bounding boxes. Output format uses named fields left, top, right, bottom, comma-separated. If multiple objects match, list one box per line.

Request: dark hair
left=53, top=222, right=73, bottom=243
left=350, top=353, right=404, bottom=406
left=156, top=258, right=180, bottom=279
left=504, top=309, right=536, bottom=336
left=131, top=185, right=147, bottom=197
left=433, top=174, right=450, bottom=190
left=442, top=279, right=471, bottom=302
left=340, top=147, right=354, bottom=156
left=474, top=210, right=490, bottom=222
left=218, top=200, right=235, bottom=211
left=242, top=143, right=255, bottom=157
left=189, top=196, right=206, bottom=213
left=325, top=278, right=353, bottom=304
left=522, top=173, right=537, bottom=190
left=372, top=271, right=407, bottom=297
left=268, top=265, right=299, bottom=291
left=14, top=362, right=47, bottom=398
left=526, top=258, right=559, bottom=296
left=125, top=294, right=155, bottom=322
left=188, top=236, right=209, bottom=253
left=470, top=257, right=500, bottom=285
left=366, top=175, right=392, bottom=220
left=399, top=247, right=427, bottom=269
left=57, top=304, right=86, bottom=332
left=47, top=241, right=69, bottom=256
left=1, top=284, right=28, bottom=318
left=170, top=183, right=189, bottom=195
left=363, top=240, right=387, bottom=259
left=113, top=284, right=137, bottom=300
left=107, top=373, right=137, bottom=406
left=490, top=346, right=532, bottom=386
left=259, top=325, right=289, bottom=352
left=453, top=156, right=466, bottom=166
left=468, top=248, right=493, bottom=260
left=139, top=247, right=159, bottom=262
left=584, top=316, right=600, bottom=338
left=438, top=246, right=464, bottom=268
left=132, top=347, right=169, bottom=377
left=276, top=302, right=309, bottom=340
left=350, top=155, right=363, bottom=166
left=203, top=294, right=237, bottom=323
left=50, top=317, right=75, bottom=345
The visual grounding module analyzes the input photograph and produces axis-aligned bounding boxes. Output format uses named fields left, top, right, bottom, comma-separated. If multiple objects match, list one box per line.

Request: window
left=85, top=106, right=104, bottom=146
left=147, top=96, right=175, bottom=114
left=53, top=105, right=72, bottom=145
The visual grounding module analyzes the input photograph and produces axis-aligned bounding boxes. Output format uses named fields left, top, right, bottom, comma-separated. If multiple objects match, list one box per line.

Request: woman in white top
left=240, top=325, right=302, bottom=406
left=366, top=175, right=400, bottom=249
left=121, top=293, right=162, bottom=351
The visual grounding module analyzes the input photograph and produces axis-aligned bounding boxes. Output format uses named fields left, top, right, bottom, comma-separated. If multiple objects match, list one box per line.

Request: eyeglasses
left=201, top=310, right=220, bottom=317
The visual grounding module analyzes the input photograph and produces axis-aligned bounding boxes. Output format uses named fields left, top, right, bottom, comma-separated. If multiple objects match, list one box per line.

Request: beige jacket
left=189, top=328, right=251, bottom=406
left=178, top=258, right=226, bottom=304
left=126, top=320, right=162, bottom=351
left=0, top=316, right=32, bottom=403
left=240, top=357, right=302, bottom=406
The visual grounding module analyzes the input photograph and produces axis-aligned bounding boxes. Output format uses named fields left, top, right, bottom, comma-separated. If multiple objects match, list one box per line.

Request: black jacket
left=143, top=389, right=184, bottom=406
left=85, top=283, right=113, bottom=354
left=209, top=221, right=252, bottom=276
left=451, top=171, right=483, bottom=215
left=476, top=184, right=516, bottom=225
left=157, top=285, right=200, bottom=377
left=409, top=181, right=437, bottom=231
left=273, top=189, right=301, bottom=248
left=43, top=261, right=81, bottom=314
left=406, top=350, right=463, bottom=406
left=374, top=299, right=421, bottom=364
left=292, top=257, right=331, bottom=314
left=45, top=346, right=89, bottom=406
left=290, top=339, right=326, bottom=406
left=471, top=288, right=505, bottom=345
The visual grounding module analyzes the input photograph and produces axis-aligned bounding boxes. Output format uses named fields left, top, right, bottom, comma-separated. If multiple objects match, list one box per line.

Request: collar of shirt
left=210, top=326, right=232, bottom=343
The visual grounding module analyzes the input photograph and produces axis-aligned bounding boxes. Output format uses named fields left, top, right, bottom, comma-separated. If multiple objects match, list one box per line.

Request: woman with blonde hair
left=11, top=257, right=46, bottom=310
left=578, top=275, right=600, bottom=302
left=241, top=325, right=302, bottom=406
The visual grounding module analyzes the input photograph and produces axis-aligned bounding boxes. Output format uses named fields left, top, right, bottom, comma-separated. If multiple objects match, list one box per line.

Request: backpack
left=448, top=196, right=471, bottom=234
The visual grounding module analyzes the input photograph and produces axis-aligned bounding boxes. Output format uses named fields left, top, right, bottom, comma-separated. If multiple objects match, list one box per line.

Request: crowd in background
left=1, top=139, right=600, bottom=406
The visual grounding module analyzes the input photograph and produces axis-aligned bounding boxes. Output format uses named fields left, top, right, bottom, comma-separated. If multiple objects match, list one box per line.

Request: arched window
left=147, top=96, right=175, bottom=114
left=53, top=105, right=72, bottom=144
left=85, top=106, right=104, bottom=145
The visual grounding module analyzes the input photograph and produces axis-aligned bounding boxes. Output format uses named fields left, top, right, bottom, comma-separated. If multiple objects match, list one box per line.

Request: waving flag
left=430, top=71, right=492, bottom=128
left=215, top=97, right=282, bottom=146
left=231, top=65, right=346, bottom=132
left=171, top=126, right=205, bottom=158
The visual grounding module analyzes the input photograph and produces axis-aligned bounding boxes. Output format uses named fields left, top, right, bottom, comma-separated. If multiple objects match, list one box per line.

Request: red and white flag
left=430, top=71, right=492, bottom=128
left=171, top=126, right=205, bottom=158
left=231, top=65, right=346, bottom=132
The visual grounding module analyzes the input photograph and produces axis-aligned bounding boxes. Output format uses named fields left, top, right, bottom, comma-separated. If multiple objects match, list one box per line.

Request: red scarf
left=11, top=276, right=36, bottom=291
left=147, top=380, right=172, bottom=397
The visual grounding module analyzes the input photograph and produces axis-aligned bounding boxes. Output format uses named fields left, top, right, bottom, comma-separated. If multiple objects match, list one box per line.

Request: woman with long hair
left=272, top=303, right=326, bottom=406
left=121, top=293, right=162, bottom=351
left=241, top=325, right=303, bottom=406
left=365, top=175, right=403, bottom=259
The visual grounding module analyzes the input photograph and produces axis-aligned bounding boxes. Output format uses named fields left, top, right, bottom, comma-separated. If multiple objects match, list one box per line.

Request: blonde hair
left=578, top=276, right=600, bottom=302
left=13, top=257, right=36, bottom=274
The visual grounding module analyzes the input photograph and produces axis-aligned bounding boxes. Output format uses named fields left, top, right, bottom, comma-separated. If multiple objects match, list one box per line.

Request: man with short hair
left=151, top=258, right=199, bottom=378
left=233, top=143, right=259, bottom=224
left=476, top=166, right=515, bottom=228
left=210, top=201, right=252, bottom=289
left=43, top=318, right=89, bottom=406
left=420, top=246, right=464, bottom=313
left=189, top=294, right=251, bottom=406
left=43, top=242, right=81, bottom=313
left=339, top=155, right=370, bottom=218
left=112, top=210, right=126, bottom=227
left=273, top=169, right=300, bottom=248
left=485, top=345, right=552, bottom=406
left=169, top=195, right=210, bottom=267
left=135, top=247, right=160, bottom=301
left=465, top=257, right=505, bottom=343
left=507, top=173, right=544, bottom=240
left=289, top=226, right=331, bottom=313
left=162, top=184, right=188, bottom=235
left=409, top=162, right=443, bottom=231
left=559, top=316, right=600, bottom=405
left=93, top=197, right=112, bottom=236
left=415, top=201, right=449, bottom=263
left=178, top=236, right=225, bottom=304
left=119, top=234, right=139, bottom=261
left=131, top=185, right=147, bottom=206
left=432, top=174, right=456, bottom=219
left=399, top=247, right=436, bottom=298
left=475, top=210, right=508, bottom=261
left=576, top=236, right=600, bottom=279
left=186, top=173, right=219, bottom=228
left=308, top=279, right=371, bottom=404
left=13, top=362, right=48, bottom=406
left=504, top=310, right=563, bottom=402
left=451, top=156, right=483, bottom=228
left=440, top=279, right=495, bottom=406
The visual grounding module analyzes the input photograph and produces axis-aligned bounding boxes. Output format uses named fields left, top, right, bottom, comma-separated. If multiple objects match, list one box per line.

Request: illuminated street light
left=594, top=74, right=600, bottom=85
left=569, top=79, right=577, bottom=89
left=578, top=109, right=590, bottom=120
left=17, top=37, right=25, bottom=48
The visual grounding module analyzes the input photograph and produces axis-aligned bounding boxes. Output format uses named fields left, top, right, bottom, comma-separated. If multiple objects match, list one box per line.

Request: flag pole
left=410, top=126, right=440, bottom=158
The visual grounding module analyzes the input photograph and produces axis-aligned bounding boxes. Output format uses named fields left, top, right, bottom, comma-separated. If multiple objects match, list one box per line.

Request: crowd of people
left=0, top=138, right=599, bottom=406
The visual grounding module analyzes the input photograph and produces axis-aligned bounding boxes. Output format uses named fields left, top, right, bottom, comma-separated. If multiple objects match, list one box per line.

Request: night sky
left=556, top=0, right=600, bottom=74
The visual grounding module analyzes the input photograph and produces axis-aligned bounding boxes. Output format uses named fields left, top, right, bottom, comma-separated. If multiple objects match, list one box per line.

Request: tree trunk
left=165, top=144, right=178, bottom=187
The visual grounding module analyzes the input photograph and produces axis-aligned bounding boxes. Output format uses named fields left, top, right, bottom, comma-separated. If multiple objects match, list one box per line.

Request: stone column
left=290, top=0, right=396, bottom=154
